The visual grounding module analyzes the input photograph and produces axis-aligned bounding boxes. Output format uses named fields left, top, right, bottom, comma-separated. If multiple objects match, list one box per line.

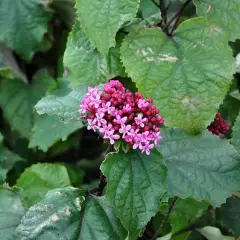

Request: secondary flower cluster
left=79, top=80, right=164, bottom=155
left=207, top=113, right=229, bottom=136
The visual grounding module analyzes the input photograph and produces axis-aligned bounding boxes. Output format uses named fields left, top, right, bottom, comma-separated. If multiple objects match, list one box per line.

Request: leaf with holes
left=157, top=129, right=240, bottom=206
left=80, top=196, right=127, bottom=239
left=0, top=0, right=51, bottom=61
left=121, top=18, right=233, bottom=133
left=29, top=114, right=83, bottom=152
left=0, top=186, right=26, bottom=239
left=35, top=80, right=87, bottom=122
left=101, top=150, right=167, bottom=240
left=63, top=21, right=125, bottom=87
left=193, top=0, right=240, bottom=41
left=16, top=163, right=71, bottom=207
left=75, top=0, right=139, bottom=54
left=16, top=187, right=85, bottom=240
left=0, top=71, right=55, bottom=138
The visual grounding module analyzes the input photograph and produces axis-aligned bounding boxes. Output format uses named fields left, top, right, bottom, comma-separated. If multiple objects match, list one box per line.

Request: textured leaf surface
left=121, top=18, right=233, bottom=133
left=29, top=114, right=83, bottom=152
left=157, top=129, right=240, bottom=206
left=76, top=0, right=139, bottom=54
left=217, top=196, right=240, bottom=236
left=0, top=186, right=26, bottom=239
left=16, top=163, right=71, bottom=206
left=193, top=0, right=240, bottom=41
left=0, top=72, right=54, bottom=138
left=35, top=81, right=87, bottom=122
left=16, top=187, right=85, bottom=240
left=0, top=0, right=51, bottom=60
left=63, top=21, right=125, bottom=87
left=80, top=196, right=127, bottom=240
left=231, top=112, right=240, bottom=154
left=169, top=198, right=208, bottom=233
left=101, top=150, right=167, bottom=239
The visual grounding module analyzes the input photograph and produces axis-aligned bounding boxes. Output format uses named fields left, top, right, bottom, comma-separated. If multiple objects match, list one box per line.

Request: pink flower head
left=79, top=80, right=164, bottom=155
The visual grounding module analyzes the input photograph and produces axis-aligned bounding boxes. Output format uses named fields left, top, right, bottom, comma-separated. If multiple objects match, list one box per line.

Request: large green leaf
left=193, top=0, right=240, bottom=41
left=16, top=163, right=71, bottom=207
left=231, top=112, right=240, bottom=154
left=80, top=196, right=127, bottom=239
left=0, top=186, right=26, bottom=239
left=169, top=198, right=208, bottom=233
left=16, top=187, right=85, bottom=240
left=217, top=196, right=240, bottom=237
left=101, top=150, right=167, bottom=240
left=63, top=21, right=125, bottom=87
left=0, top=72, right=55, bottom=138
left=157, top=129, right=240, bottom=206
left=0, top=0, right=51, bottom=61
left=121, top=18, right=233, bottom=133
left=75, top=0, right=139, bottom=54
left=29, top=114, right=83, bottom=152
left=35, top=81, right=87, bottom=122
left=140, top=0, right=159, bottom=19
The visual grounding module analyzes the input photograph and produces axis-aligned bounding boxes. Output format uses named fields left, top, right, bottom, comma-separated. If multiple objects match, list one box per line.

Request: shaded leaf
left=231, top=112, right=240, bottom=154
left=16, top=163, right=71, bottom=207
left=101, top=150, right=167, bottom=240
left=197, top=226, right=234, bottom=240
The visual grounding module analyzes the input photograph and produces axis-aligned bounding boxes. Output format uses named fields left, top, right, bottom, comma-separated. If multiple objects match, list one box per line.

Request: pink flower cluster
left=79, top=80, right=164, bottom=155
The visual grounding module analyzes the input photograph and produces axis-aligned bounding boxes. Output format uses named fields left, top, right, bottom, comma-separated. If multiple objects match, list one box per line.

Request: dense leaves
left=121, top=18, right=233, bottom=133
left=0, top=0, right=51, bottom=60
left=101, top=150, right=167, bottom=239
left=157, top=129, right=240, bottom=206
left=16, top=187, right=85, bottom=239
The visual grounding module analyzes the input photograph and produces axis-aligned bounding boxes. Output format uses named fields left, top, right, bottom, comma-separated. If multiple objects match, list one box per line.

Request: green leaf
left=0, top=71, right=55, bottom=138
left=0, top=44, right=27, bottom=82
left=157, top=129, right=240, bottom=206
left=29, top=114, right=83, bottom=152
left=197, top=226, right=234, bottom=240
left=63, top=21, right=125, bottom=87
left=101, top=150, right=167, bottom=239
left=140, top=0, right=159, bottom=19
left=80, top=196, right=127, bottom=239
left=217, top=196, right=240, bottom=237
left=0, top=147, right=24, bottom=184
left=193, top=0, right=240, bottom=41
left=35, top=81, right=87, bottom=122
left=231, top=112, right=240, bottom=154
left=121, top=18, right=233, bottom=133
left=16, top=187, right=85, bottom=240
left=16, top=163, right=71, bottom=207
left=0, top=0, right=51, bottom=61
left=169, top=198, right=208, bottom=233
left=0, top=186, right=26, bottom=239
left=75, top=0, right=139, bottom=54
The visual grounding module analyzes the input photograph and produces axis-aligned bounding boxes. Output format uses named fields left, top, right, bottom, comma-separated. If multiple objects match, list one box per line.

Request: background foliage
left=0, top=0, right=240, bottom=239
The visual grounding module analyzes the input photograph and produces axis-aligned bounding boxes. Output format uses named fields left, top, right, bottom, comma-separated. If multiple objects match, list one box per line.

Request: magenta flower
left=138, top=99, right=149, bottom=109
left=134, top=114, right=147, bottom=128
left=114, top=115, right=127, bottom=125
left=141, top=142, right=155, bottom=155
left=119, top=124, right=131, bottom=138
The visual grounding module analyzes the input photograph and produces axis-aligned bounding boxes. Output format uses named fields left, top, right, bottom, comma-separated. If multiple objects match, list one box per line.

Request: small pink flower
left=153, top=132, right=162, bottom=145
left=141, top=142, right=154, bottom=155
left=133, top=133, right=145, bottom=150
left=119, top=124, right=131, bottom=138
left=114, top=115, right=127, bottom=125
left=123, top=104, right=132, bottom=113
left=138, top=99, right=149, bottom=108
left=87, top=119, right=99, bottom=132
left=134, top=114, right=147, bottom=127
left=95, top=113, right=107, bottom=127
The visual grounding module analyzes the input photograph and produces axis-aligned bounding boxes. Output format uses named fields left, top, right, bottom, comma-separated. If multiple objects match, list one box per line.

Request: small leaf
left=157, top=129, right=240, bottom=206
left=0, top=0, right=51, bottom=61
left=80, top=196, right=127, bottom=239
left=0, top=71, right=55, bottom=138
left=35, top=80, right=87, bottom=122
left=197, top=226, right=234, bottom=240
left=29, top=114, right=83, bottom=152
left=101, top=150, right=167, bottom=239
left=75, top=0, right=139, bottom=54
left=16, top=163, right=71, bottom=206
left=217, top=196, right=240, bottom=237
left=63, top=21, right=125, bottom=87
left=121, top=18, right=233, bottom=133
left=193, top=0, right=240, bottom=41
left=169, top=198, right=208, bottom=233
left=0, top=186, right=26, bottom=239
left=16, top=187, right=85, bottom=240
